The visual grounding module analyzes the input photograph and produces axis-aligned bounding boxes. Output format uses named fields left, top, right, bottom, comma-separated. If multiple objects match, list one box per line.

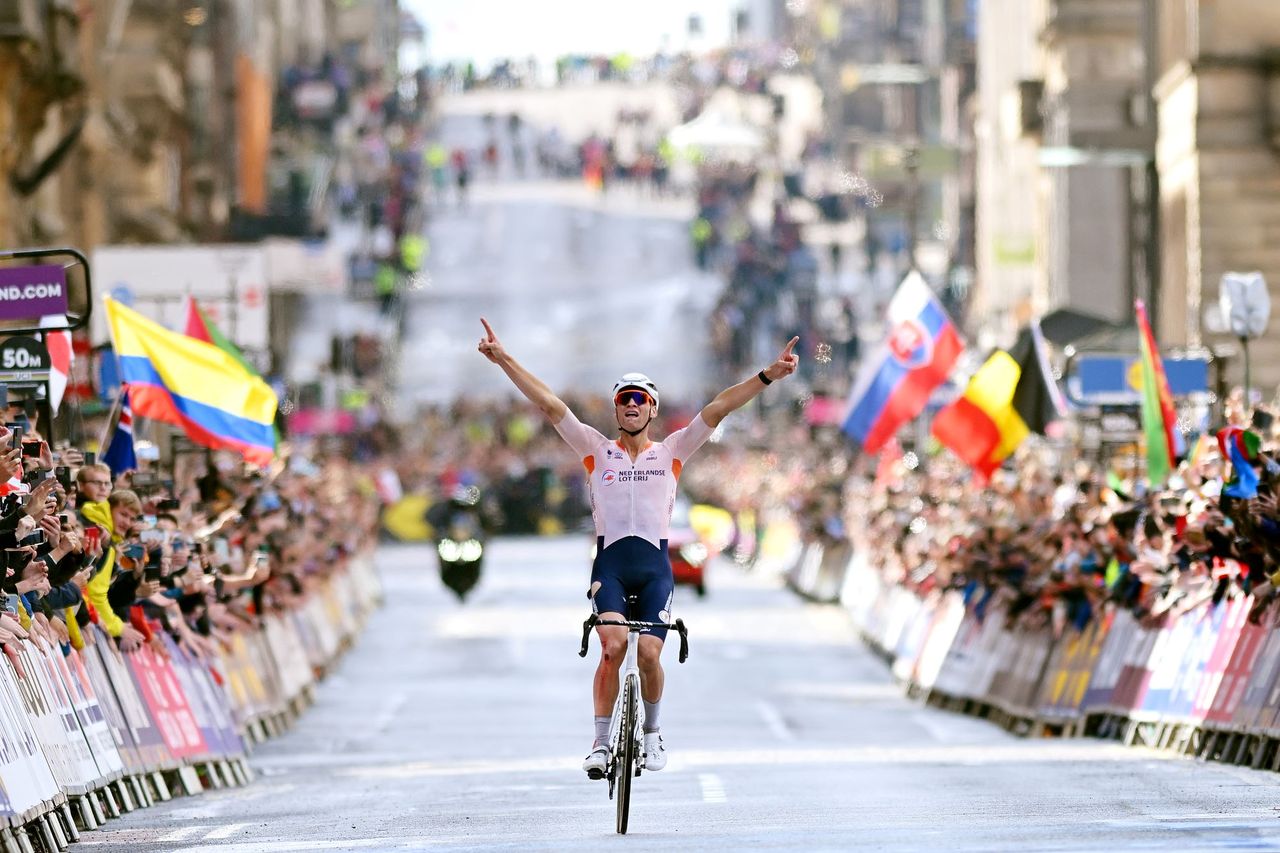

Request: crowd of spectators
left=696, top=161, right=859, bottom=387
left=833, top=393, right=1280, bottom=639
left=0, top=404, right=381, bottom=678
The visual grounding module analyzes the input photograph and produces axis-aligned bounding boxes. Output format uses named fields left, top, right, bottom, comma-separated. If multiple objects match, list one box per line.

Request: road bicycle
left=579, top=603, right=689, bottom=835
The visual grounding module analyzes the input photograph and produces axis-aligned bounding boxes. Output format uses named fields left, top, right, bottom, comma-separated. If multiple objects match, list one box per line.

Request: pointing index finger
left=480, top=317, right=496, bottom=341
left=783, top=336, right=799, bottom=356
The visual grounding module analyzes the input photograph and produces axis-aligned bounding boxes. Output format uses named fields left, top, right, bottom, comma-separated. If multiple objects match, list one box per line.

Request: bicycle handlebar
left=578, top=613, right=689, bottom=664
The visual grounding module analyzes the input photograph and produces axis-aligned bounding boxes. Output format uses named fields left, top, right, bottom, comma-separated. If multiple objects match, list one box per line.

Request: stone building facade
left=1155, top=0, right=1280, bottom=394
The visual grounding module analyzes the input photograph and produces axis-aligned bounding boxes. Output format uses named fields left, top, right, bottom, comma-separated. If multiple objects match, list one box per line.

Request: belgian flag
left=931, top=324, right=1064, bottom=478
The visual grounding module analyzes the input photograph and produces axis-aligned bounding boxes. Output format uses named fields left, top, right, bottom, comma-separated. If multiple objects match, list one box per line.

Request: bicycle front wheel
left=615, top=674, right=638, bottom=834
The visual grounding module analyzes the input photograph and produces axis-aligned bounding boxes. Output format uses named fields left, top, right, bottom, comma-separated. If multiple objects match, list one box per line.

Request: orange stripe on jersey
left=583, top=455, right=596, bottom=475
left=672, top=459, right=682, bottom=479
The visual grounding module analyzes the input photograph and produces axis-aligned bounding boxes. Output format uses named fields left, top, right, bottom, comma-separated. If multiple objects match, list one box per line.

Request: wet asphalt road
left=82, top=537, right=1280, bottom=852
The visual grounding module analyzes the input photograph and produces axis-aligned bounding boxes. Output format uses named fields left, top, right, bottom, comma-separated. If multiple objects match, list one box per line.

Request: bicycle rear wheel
left=615, top=674, right=638, bottom=834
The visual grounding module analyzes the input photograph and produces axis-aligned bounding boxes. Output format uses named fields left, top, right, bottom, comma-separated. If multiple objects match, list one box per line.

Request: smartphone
left=20, top=440, right=39, bottom=458
left=83, top=527, right=101, bottom=549
left=212, top=538, right=230, bottom=562
left=19, top=530, right=44, bottom=548
left=0, top=384, right=8, bottom=411
left=57, top=513, right=69, bottom=528
left=121, top=543, right=145, bottom=561
left=54, top=466, right=71, bottom=490
left=138, top=529, right=165, bottom=547
left=157, top=498, right=181, bottom=512
left=9, top=426, right=21, bottom=451
left=143, top=564, right=162, bottom=582
left=83, top=451, right=95, bottom=467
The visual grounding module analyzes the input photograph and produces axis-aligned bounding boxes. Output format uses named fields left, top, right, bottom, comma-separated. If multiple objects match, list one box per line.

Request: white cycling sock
left=643, top=700, right=660, bottom=733
left=593, top=716, right=611, bottom=746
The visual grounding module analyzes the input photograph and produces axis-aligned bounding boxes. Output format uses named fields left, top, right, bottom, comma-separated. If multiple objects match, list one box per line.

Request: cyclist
left=476, top=318, right=799, bottom=777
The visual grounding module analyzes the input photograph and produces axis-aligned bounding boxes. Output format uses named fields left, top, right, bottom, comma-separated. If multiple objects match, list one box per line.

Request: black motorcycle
left=427, top=488, right=495, bottom=601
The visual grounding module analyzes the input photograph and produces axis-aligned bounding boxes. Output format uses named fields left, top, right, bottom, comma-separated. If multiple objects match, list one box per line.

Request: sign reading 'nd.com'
left=0, top=265, right=68, bottom=320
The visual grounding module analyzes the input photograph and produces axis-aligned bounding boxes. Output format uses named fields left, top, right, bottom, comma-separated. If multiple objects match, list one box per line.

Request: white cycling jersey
left=553, top=407, right=715, bottom=550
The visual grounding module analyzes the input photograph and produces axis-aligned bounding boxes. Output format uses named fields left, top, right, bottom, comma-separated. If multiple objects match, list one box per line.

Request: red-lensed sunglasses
left=614, top=390, right=652, bottom=407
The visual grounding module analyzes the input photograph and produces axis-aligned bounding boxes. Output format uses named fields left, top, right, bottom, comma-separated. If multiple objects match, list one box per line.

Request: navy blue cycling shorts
left=590, top=536, right=674, bottom=641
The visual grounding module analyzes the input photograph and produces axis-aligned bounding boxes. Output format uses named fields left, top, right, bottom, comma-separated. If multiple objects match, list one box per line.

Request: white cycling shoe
left=583, top=744, right=609, bottom=780
left=643, top=732, right=666, bottom=771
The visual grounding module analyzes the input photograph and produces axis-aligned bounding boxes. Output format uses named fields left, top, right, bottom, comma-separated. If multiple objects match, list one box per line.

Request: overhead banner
left=0, top=265, right=69, bottom=320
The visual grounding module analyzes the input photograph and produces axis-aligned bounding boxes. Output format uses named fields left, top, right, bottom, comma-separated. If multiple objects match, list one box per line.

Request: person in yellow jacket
left=81, top=489, right=148, bottom=652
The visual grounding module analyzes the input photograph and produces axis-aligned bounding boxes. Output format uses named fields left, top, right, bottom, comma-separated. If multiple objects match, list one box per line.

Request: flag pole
left=96, top=386, right=124, bottom=457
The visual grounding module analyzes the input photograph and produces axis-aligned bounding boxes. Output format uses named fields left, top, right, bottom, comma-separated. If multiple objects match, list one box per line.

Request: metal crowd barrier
left=808, top=546, right=1280, bottom=772
left=0, top=551, right=381, bottom=852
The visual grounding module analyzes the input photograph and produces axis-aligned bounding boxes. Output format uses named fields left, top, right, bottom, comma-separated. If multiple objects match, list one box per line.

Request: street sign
left=0, top=336, right=50, bottom=385
left=1068, top=353, right=1210, bottom=405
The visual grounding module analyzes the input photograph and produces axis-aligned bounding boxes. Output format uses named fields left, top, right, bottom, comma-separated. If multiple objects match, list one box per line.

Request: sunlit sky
left=404, top=0, right=740, bottom=70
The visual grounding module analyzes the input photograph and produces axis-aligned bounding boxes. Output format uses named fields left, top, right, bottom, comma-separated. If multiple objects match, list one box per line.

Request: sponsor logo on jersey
left=601, top=469, right=618, bottom=485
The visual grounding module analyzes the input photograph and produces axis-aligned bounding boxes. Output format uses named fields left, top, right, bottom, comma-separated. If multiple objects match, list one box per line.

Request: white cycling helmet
left=612, top=372, right=659, bottom=408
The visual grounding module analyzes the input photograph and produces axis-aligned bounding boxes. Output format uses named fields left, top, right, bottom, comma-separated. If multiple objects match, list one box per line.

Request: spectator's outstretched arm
left=700, top=337, right=800, bottom=428
left=477, top=318, right=567, bottom=422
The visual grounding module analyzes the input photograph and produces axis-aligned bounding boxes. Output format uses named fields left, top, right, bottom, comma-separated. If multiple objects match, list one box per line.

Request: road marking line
left=203, top=823, right=249, bottom=840
left=756, top=700, right=795, bottom=741
left=698, top=773, right=727, bottom=803
left=157, top=826, right=204, bottom=842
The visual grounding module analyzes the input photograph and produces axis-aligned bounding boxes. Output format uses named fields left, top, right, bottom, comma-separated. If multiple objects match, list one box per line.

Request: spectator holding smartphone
left=80, top=489, right=148, bottom=652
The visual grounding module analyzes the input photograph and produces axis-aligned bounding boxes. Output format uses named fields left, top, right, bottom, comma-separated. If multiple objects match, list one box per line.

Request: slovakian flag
left=931, top=322, right=1066, bottom=479
left=1136, top=299, right=1179, bottom=485
left=841, top=272, right=964, bottom=453
left=101, top=389, right=138, bottom=477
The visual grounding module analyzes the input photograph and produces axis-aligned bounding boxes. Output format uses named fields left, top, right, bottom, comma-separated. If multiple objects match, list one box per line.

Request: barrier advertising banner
left=124, top=645, right=209, bottom=761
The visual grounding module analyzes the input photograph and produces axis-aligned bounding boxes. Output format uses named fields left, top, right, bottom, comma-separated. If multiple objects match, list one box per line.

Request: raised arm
left=699, top=337, right=799, bottom=428
left=477, top=318, right=568, bottom=422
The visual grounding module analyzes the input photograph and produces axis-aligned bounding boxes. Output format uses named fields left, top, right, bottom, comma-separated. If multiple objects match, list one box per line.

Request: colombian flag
left=931, top=324, right=1064, bottom=479
left=104, top=298, right=277, bottom=466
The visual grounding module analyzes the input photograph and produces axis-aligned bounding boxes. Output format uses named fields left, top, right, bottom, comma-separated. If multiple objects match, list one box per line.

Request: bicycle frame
left=611, top=631, right=643, bottom=753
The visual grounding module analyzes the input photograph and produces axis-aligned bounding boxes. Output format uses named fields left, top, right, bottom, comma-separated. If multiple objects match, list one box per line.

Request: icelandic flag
left=102, top=389, right=138, bottom=477
left=841, top=272, right=964, bottom=453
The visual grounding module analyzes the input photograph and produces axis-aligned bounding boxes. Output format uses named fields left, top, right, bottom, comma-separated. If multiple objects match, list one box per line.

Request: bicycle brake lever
left=579, top=613, right=597, bottom=658
left=675, top=618, right=688, bottom=664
